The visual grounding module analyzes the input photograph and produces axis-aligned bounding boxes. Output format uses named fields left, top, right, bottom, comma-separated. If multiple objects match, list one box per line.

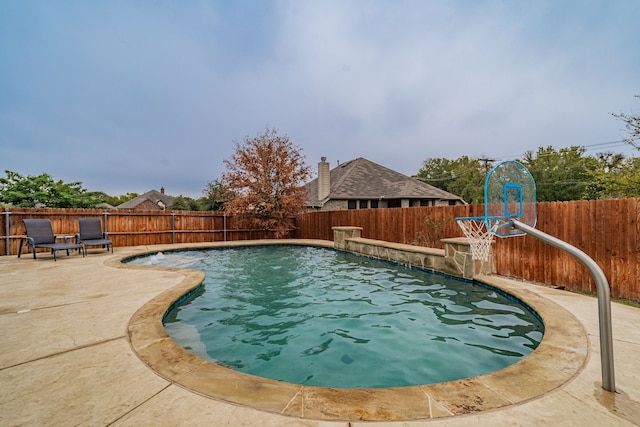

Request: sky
left=1, top=0, right=639, bottom=198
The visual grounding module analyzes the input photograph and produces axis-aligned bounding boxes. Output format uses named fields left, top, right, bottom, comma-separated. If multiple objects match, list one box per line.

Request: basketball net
left=456, top=217, right=499, bottom=262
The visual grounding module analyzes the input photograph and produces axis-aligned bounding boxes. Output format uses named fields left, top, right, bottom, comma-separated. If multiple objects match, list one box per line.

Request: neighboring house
left=304, top=157, right=465, bottom=211
left=116, top=187, right=175, bottom=210
left=95, top=202, right=116, bottom=210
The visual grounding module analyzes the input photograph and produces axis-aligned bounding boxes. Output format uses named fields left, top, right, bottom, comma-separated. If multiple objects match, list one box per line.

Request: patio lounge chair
left=77, top=218, right=113, bottom=255
left=18, top=219, right=85, bottom=261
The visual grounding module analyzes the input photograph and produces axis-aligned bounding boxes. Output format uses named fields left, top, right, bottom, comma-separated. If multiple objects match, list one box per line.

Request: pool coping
left=117, top=240, right=589, bottom=422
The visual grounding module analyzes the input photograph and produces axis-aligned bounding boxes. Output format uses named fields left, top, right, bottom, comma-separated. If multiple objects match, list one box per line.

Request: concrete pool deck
left=1, top=241, right=639, bottom=426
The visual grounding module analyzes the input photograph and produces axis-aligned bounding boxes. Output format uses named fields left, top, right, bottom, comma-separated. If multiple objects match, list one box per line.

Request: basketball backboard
left=484, top=160, right=536, bottom=237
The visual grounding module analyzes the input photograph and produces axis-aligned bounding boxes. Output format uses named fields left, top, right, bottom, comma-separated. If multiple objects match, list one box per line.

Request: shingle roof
left=305, top=157, right=465, bottom=206
left=116, top=189, right=175, bottom=210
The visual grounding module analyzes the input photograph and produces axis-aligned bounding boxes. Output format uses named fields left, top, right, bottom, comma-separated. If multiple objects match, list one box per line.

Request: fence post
left=4, top=210, right=9, bottom=256
left=223, top=213, right=227, bottom=242
left=171, top=212, right=176, bottom=244
left=103, top=211, right=109, bottom=234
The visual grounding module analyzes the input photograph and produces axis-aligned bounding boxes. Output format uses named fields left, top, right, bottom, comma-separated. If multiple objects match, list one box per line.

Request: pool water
left=129, top=246, right=544, bottom=388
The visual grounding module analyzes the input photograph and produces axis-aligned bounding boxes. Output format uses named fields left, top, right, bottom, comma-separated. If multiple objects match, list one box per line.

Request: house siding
left=310, top=197, right=461, bottom=211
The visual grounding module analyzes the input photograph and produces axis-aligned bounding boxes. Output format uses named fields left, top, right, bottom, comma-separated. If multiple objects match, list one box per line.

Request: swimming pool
left=128, top=245, right=544, bottom=388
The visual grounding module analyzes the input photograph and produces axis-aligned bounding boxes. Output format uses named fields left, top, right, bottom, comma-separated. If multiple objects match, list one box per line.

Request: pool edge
left=121, top=240, right=589, bottom=422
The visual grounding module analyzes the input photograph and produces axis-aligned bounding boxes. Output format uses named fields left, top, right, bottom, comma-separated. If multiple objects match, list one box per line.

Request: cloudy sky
left=1, top=1, right=639, bottom=198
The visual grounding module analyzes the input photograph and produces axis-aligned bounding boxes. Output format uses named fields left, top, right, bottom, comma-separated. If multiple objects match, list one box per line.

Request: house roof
left=116, top=189, right=175, bottom=210
left=304, top=157, right=465, bottom=206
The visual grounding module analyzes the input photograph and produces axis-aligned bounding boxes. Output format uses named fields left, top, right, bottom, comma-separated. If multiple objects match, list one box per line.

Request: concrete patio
left=0, top=242, right=639, bottom=426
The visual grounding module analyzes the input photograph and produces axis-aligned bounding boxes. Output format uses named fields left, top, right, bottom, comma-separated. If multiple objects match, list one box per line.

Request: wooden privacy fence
left=295, top=204, right=482, bottom=246
left=0, top=208, right=292, bottom=257
left=2, top=199, right=639, bottom=302
left=295, top=198, right=640, bottom=302
left=493, top=199, right=639, bottom=302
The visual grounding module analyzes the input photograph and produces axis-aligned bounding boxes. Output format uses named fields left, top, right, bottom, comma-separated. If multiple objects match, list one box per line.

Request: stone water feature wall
left=332, top=226, right=494, bottom=279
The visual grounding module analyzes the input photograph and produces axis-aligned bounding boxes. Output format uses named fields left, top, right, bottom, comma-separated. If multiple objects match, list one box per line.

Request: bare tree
left=612, top=95, right=640, bottom=150
left=222, top=128, right=311, bottom=237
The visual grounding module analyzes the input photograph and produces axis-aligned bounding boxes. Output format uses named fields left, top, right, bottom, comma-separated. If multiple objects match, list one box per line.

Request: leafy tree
left=0, top=170, right=104, bottom=208
left=587, top=154, right=640, bottom=199
left=222, top=128, right=311, bottom=237
left=170, top=195, right=201, bottom=211
left=613, top=157, right=640, bottom=197
left=612, top=95, right=640, bottom=150
left=200, top=179, right=235, bottom=211
left=416, top=145, right=639, bottom=203
left=415, top=156, right=486, bottom=204
left=520, top=146, right=599, bottom=201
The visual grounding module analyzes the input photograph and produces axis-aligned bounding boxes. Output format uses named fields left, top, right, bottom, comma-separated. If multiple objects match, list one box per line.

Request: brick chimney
left=318, top=157, right=330, bottom=201
left=160, top=186, right=165, bottom=195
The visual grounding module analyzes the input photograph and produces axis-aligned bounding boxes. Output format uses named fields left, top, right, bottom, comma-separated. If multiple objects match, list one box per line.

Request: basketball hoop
left=456, top=216, right=500, bottom=262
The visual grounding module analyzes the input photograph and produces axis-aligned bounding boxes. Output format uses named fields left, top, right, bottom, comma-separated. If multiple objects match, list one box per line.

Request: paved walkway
left=0, top=243, right=639, bottom=426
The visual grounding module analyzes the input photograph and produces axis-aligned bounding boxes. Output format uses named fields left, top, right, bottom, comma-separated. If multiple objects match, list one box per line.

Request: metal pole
left=171, top=212, right=176, bottom=244
left=510, top=219, right=616, bottom=392
left=103, top=211, right=108, bottom=234
left=4, top=210, right=10, bottom=256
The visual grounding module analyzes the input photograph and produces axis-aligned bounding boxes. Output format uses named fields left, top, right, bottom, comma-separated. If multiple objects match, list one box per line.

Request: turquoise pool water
left=128, top=245, right=544, bottom=388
